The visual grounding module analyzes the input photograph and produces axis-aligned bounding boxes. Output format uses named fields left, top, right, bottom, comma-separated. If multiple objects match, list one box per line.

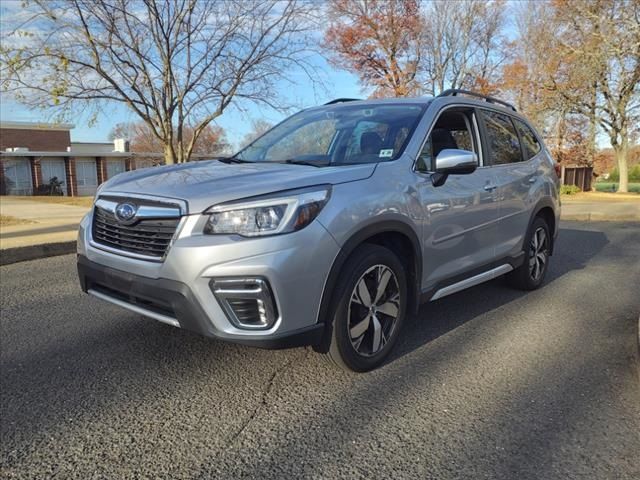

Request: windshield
left=235, top=104, right=426, bottom=166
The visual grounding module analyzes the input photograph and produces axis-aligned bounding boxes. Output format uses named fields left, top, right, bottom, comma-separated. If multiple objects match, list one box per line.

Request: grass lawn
left=594, top=182, right=640, bottom=194
left=0, top=214, right=37, bottom=226
left=561, top=191, right=640, bottom=202
left=10, top=196, right=95, bottom=208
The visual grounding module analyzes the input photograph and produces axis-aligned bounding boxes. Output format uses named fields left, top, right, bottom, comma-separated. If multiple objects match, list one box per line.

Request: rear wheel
left=324, top=244, right=407, bottom=372
left=507, top=216, right=551, bottom=290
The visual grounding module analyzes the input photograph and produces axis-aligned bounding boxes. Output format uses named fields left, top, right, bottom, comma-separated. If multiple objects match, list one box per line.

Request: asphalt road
left=1, top=221, right=639, bottom=480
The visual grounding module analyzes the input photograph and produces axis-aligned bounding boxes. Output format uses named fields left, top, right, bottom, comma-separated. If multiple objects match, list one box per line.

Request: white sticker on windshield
left=379, top=149, right=394, bottom=158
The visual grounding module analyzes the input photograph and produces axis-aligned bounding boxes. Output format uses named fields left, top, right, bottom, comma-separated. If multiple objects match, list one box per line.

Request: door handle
left=483, top=184, right=497, bottom=191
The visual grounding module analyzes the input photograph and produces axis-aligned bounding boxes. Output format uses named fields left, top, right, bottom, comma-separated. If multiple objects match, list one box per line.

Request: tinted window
left=514, top=119, right=541, bottom=160
left=481, top=110, right=522, bottom=165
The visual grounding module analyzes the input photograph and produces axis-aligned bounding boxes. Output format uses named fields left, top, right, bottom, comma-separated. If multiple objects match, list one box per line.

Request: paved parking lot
left=1, top=221, right=639, bottom=479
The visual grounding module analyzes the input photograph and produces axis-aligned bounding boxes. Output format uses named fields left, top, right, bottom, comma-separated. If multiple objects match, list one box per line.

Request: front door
left=416, top=107, right=500, bottom=289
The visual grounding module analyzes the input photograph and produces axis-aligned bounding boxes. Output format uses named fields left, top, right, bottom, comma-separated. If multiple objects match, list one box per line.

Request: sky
left=0, top=0, right=366, bottom=149
left=0, top=60, right=365, bottom=148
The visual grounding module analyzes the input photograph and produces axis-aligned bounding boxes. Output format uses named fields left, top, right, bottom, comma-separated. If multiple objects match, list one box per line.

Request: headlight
left=204, top=186, right=331, bottom=237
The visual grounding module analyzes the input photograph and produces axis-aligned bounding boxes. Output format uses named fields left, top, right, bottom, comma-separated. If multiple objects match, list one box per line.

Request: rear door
left=478, top=109, right=540, bottom=258
left=416, top=107, right=501, bottom=288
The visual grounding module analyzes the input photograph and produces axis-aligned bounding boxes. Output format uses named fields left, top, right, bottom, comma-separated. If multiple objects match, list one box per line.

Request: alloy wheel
left=529, top=227, right=549, bottom=281
left=348, top=264, right=400, bottom=357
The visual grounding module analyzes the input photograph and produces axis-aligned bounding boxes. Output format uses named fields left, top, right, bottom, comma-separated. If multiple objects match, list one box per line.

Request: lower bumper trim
left=77, top=255, right=324, bottom=349
left=88, top=288, right=180, bottom=328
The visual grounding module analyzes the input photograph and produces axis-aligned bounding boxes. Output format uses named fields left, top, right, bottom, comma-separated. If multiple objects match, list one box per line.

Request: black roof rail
left=438, top=89, right=516, bottom=112
left=324, top=98, right=361, bottom=105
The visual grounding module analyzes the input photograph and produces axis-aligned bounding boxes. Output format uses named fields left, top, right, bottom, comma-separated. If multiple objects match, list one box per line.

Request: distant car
left=77, top=90, right=560, bottom=371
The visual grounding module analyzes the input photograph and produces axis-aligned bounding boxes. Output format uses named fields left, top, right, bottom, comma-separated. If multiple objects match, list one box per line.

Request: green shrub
left=560, top=184, right=581, bottom=195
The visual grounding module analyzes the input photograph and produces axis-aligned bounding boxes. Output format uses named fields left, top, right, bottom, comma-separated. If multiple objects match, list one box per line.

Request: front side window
left=416, top=109, right=478, bottom=172
left=481, top=110, right=522, bottom=165
left=237, top=104, right=426, bottom=166
left=514, top=118, right=541, bottom=160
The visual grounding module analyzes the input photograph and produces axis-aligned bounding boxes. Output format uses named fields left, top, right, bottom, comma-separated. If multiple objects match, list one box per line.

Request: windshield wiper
left=280, top=159, right=329, bottom=168
left=216, top=156, right=253, bottom=164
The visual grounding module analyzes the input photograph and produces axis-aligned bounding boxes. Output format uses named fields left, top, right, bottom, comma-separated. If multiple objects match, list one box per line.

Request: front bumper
left=77, top=204, right=341, bottom=349
left=77, top=255, right=325, bottom=349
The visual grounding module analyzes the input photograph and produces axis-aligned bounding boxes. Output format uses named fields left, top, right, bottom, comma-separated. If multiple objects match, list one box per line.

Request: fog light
left=210, top=278, right=278, bottom=329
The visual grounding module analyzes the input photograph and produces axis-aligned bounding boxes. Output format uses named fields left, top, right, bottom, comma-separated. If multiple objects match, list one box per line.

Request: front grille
left=92, top=202, right=180, bottom=259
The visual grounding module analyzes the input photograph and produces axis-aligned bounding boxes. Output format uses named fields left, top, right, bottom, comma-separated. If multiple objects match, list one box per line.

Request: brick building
left=0, top=121, right=163, bottom=196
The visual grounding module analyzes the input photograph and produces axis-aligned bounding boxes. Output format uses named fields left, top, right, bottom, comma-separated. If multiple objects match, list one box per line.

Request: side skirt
left=429, top=264, right=513, bottom=301
left=419, top=252, right=525, bottom=304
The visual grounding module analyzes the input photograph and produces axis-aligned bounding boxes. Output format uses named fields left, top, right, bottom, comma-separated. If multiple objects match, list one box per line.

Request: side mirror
left=431, top=149, right=478, bottom=187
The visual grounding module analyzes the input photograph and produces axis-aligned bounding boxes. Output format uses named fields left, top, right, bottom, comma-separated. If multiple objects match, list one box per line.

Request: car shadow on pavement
left=388, top=225, right=610, bottom=365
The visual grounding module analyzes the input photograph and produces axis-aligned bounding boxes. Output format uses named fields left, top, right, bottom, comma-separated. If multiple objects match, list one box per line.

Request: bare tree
left=543, top=0, right=640, bottom=192
left=503, top=1, right=576, bottom=147
left=420, top=0, right=510, bottom=95
left=1, top=0, right=318, bottom=164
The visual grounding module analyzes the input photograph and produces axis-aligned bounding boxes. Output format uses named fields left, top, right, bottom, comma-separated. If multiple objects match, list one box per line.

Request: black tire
left=324, top=244, right=407, bottom=372
left=507, top=216, right=551, bottom=290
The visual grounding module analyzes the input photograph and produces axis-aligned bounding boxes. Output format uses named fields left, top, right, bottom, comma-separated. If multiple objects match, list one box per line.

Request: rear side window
left=514, top=118, right=541, bottom=160
left=481, top=110, right=522, bottom=165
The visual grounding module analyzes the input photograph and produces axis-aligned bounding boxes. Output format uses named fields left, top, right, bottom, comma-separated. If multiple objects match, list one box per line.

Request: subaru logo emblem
left=115, top=202, right=138, bottom=223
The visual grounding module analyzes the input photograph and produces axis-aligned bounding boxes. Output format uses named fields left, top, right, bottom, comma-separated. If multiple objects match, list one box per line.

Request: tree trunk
left=587, top=89, right=597, bottom=166
left=614, top=141, right=629, bottom=193
left=164, top=143, right=177, bottom=165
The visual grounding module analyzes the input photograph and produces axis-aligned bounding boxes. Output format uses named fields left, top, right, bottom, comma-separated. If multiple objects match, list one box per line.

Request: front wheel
left=324, top=244, right=407, bottom=372
left=507, top=217, right=551, bottom=290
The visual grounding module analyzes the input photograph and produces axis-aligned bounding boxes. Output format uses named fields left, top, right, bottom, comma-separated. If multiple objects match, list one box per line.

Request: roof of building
left=0, top=151, right=140, bottom=158
left=0, top=151, right=213, bottom=159
left=0, top=120, right=75, bottom=131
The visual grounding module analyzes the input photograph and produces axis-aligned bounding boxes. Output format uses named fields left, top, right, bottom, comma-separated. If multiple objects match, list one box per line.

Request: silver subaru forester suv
left=78, top=90, right=560, bottom=371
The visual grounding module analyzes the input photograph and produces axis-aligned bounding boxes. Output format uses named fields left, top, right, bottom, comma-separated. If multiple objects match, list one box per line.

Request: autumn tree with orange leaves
left=324, top=0, right=509, bottom=98
left=503, top=0, right=639, bottom=192
left=324, top=0, right=423, bottom=97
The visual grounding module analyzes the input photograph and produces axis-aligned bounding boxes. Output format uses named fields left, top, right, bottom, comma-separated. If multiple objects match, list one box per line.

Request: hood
left=100, top=160, right=376, bottom=213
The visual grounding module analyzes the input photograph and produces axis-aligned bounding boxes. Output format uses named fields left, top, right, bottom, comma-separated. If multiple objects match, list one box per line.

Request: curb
left=0, top=241, right=76, bottom=266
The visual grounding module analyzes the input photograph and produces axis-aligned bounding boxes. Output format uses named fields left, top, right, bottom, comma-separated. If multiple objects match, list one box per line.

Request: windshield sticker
left=379, top=149, right=394, bottom=158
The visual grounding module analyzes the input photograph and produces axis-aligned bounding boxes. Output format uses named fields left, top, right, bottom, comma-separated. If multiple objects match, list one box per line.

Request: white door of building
left=3, top=158, right=33, bottom=195
left=40, top=158, right=67, bottom=194
left=75, top=158, right=98, bottom=196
